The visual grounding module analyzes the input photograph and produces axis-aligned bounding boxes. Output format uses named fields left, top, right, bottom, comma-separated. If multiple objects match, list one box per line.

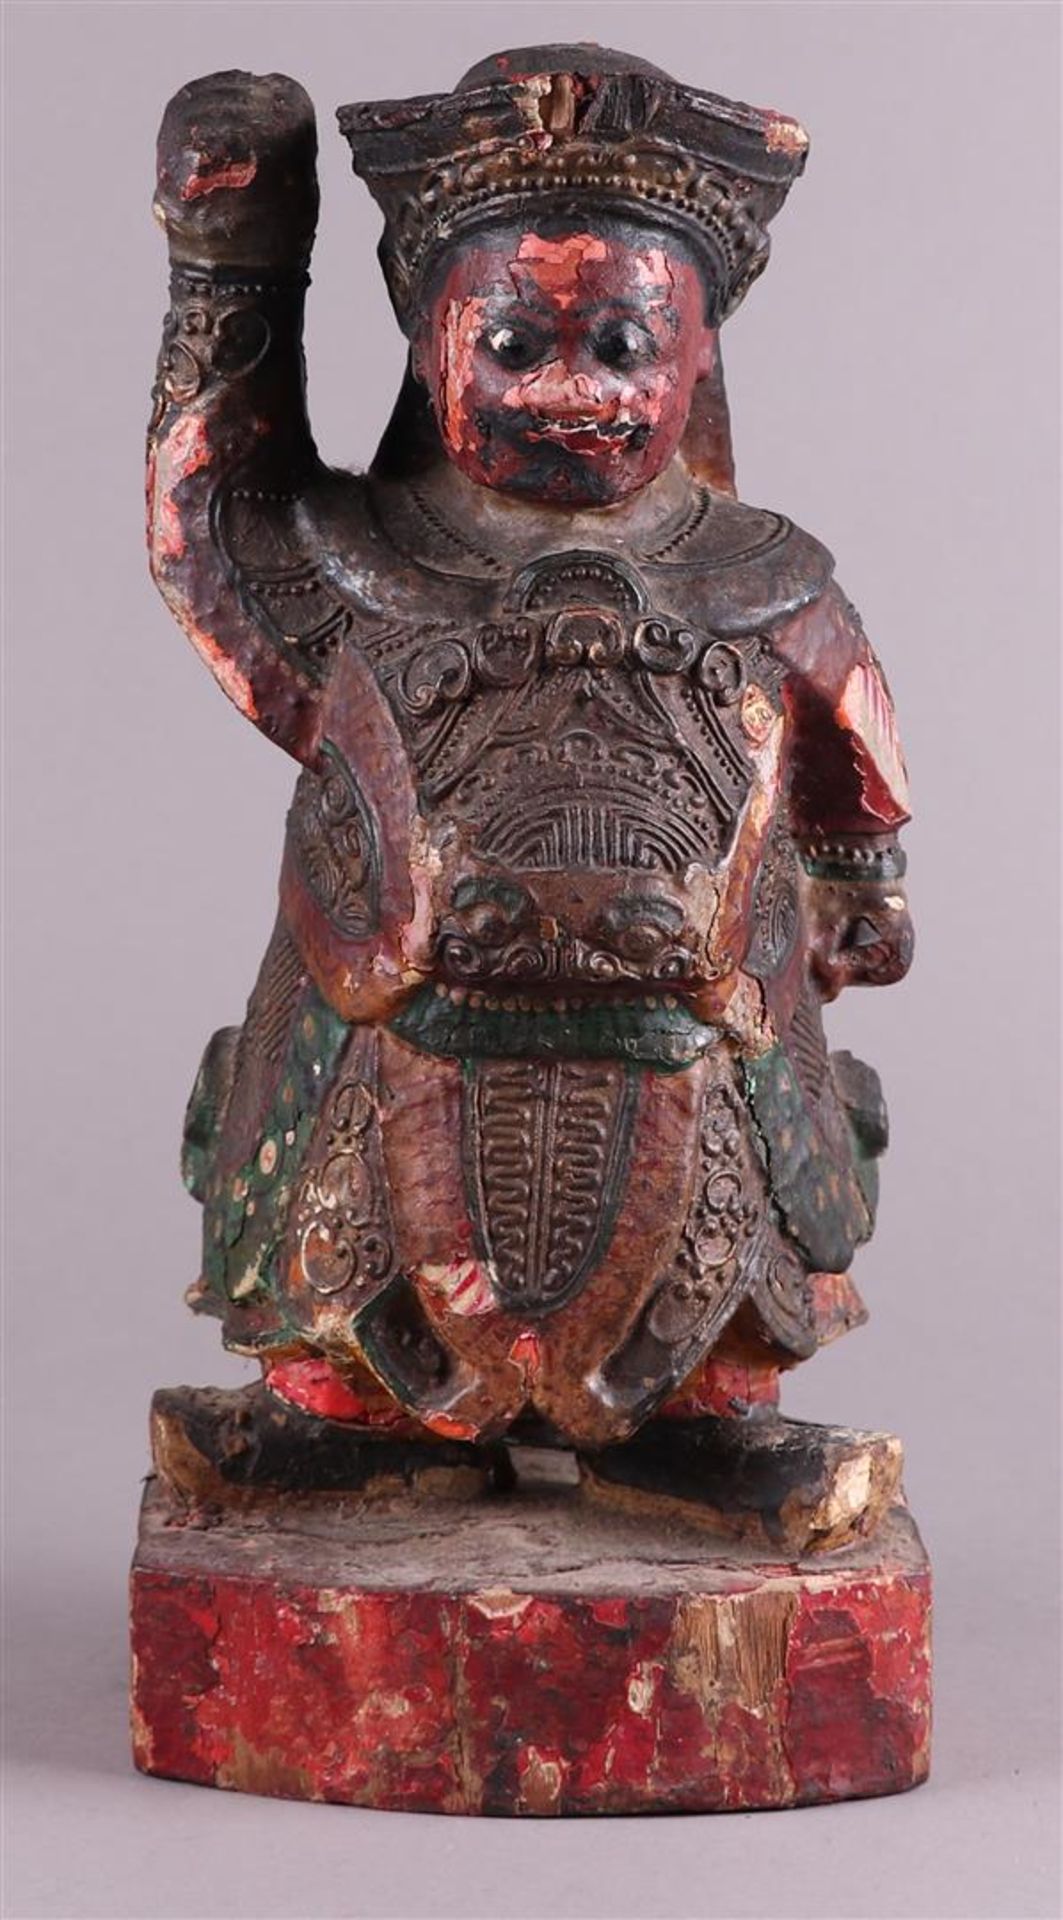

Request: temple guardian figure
left=131, top=47, right=929, bottom=1815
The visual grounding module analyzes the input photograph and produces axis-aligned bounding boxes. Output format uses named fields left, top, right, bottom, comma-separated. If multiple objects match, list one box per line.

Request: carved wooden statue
left=131, top=46, right=931, bottom=1814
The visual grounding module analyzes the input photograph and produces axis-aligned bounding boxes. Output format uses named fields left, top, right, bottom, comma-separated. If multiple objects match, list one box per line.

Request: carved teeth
left=440, top=986, right=694, bottom=1023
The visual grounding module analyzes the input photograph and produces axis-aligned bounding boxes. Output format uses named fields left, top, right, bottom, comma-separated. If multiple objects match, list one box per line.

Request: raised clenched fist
left=154, top=70, right=318, bottom=271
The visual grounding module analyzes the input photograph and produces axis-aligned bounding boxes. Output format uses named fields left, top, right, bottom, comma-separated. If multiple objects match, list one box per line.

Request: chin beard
left=472, top=409, right=653, bottom=505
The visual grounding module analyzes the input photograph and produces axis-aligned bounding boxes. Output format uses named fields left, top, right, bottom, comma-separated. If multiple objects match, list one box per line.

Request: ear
left=695, top=326, right=719, bottom=381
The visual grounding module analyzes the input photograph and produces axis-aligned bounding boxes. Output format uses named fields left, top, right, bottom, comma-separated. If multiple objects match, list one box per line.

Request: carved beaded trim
left=800, top=839, right=907, bottom=883
left=378, top=145, right=769, bottom=321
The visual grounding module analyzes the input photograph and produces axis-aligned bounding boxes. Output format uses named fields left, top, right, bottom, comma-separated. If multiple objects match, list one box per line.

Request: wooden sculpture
left=131, top=46, right=931, bottom=1813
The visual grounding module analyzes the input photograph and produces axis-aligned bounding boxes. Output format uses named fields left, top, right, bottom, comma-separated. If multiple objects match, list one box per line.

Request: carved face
left=413, top=222, right=716, bottom=505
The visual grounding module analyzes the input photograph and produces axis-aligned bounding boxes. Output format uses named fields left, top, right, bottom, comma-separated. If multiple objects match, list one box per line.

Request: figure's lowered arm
left=776, top=581, right=915, bottom=1001
left=147, top=71, right=332, bottom=763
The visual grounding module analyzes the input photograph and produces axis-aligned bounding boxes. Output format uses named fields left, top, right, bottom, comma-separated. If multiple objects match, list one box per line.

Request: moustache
left=474, top=406, right=652, bottom=458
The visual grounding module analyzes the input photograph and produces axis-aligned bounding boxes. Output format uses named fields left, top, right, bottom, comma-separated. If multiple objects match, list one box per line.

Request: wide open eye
left=599, top=894, right=685, bottom=964
left=483, top=324, right=547, bottom=371
left=592, top=319, right=656, bottom=372
left=614, top=919, right=667, bottom=963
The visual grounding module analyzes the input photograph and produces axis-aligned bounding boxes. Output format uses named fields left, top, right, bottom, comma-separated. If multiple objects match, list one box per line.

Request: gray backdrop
left=3, top=3, right=1060, bottom=1917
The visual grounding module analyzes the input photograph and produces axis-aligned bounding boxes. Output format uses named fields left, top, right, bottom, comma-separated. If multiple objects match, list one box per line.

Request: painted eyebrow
left=479, top=293, right=556, bottom=326
left=479, top=295, right=674, bottom=333
left=602, top=896, right=686, bottom=932
left=451, top=878, right=532, bottom=916
left=492, top=295, right=677, bottom=330
left=480, top=310, right=554, bottom=334
left=578, top=299, right=670, bottom=324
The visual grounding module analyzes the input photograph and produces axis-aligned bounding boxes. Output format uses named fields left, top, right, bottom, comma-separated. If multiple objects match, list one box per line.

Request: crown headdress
left=338, top=44, right=808, bottom=330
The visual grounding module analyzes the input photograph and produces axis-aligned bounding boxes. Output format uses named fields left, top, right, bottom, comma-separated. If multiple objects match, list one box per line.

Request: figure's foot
left=149, top=1383, right=506, bottom=1509
left=578, top=1412, right=903, bottom=1555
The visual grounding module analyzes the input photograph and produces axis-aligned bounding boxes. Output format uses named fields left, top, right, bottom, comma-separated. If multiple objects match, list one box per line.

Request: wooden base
left=130, top=1454, right=931, bottom=1815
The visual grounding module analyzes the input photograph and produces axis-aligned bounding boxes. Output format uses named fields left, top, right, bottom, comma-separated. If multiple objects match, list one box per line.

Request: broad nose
left=514, top=358, right=606, bottom=418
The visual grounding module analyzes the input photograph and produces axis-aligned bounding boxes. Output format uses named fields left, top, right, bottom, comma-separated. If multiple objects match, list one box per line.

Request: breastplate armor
left=193, top=476, right=865, bottom=1447
left=364, top=546, right=756, bottom=879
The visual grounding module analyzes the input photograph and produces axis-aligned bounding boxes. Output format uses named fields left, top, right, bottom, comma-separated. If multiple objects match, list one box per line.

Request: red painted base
left=130, top=1465, right=931, bottom=1815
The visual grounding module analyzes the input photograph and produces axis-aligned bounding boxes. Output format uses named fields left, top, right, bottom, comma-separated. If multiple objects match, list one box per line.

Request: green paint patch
left=743, top=1043, right=878, bottom=1273
left=800, top=846, right=907, bottom=883
left=390, top=986, right=718, bottom=1071
left=192, top=983, right=350, bottom=1336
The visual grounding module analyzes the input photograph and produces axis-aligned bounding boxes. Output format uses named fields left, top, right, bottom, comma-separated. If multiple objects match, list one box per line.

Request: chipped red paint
left=507, top=1328, right=542, bottom=1377
left=419, top=1410, right=483, bottom=1443
left=161, top=409, right=211, bottom=484
left=806, top=1269, right=869, bottom=1345
left=265, top=1356, right=412, bottom=1428
left=418, top=223, right=713, bottom=505
left=183, top=618, right=259, bottom=721
left=661, top=1356, right=781, bottom=1420
left=784, top=1581, right=932, bottom=1802
left=763, top=116, right=809, bottom=159
left=147, top=279, right=324, bottom=766
left=515, top=230, right=608, bottom=306
left=150, top=411, right=211, bottom=563
left=131, top=1509, right=931, bottom=1813
left=152, top=488, right=186, bottom=566
left=836, top=658, right=911, bottom=824
left=418, top=1257, right=496, bottom=1318
left=133, top=1576, right=464, bottom=1807
left=438, top=293, right=489, bottom=458
left=774, top=582, right=912, bottom=837
left=181, top=156, right=259, bottom=200
left=658, top=1273, right=869, bottom=1416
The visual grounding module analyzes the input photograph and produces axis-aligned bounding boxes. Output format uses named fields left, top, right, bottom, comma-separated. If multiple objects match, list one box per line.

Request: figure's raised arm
left=147, top=71, right=332, bottom=763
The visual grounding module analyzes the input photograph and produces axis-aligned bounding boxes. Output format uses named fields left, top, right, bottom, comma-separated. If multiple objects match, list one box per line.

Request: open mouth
left=526, top=416, right=646, bottom=455
left=390, top=983, right=717, bottom=1071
